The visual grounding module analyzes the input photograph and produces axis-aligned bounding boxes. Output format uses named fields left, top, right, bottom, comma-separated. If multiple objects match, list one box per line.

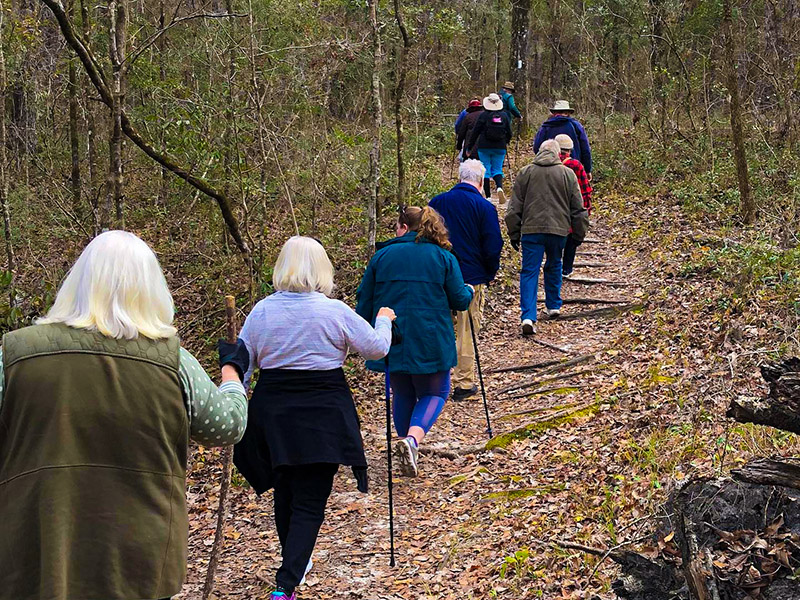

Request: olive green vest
left=0, top=323, right=188, bottom=600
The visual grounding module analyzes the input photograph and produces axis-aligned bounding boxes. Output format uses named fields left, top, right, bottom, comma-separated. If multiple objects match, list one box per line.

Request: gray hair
left=459, top=159, right=486, bottom=185
left=539, top=139, right=562, bottom=156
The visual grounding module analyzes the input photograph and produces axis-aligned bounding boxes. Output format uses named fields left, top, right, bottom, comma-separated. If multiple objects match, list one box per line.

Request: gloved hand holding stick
left=202, top=295, right=241, bottom=600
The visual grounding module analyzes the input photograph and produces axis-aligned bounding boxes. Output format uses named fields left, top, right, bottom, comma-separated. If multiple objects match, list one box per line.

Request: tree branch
left=39, top=0, right=250, bottom=254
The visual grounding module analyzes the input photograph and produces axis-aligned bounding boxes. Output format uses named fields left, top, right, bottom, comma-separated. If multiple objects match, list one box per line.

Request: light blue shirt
left=239, top=291, right=392, bottom=385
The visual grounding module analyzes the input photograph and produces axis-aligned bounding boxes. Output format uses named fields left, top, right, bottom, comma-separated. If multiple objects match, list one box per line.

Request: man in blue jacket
left=533, top=100, right=592, bottom=176
left=429, top=159, right=504, bottom=400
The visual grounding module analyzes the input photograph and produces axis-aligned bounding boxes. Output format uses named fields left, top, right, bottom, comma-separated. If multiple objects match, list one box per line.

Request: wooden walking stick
left=202, top=295, right=238, bottom=600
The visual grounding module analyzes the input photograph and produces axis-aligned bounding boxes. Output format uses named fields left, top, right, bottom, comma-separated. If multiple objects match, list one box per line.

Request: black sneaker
left=452, top=385, right=478, bottom=400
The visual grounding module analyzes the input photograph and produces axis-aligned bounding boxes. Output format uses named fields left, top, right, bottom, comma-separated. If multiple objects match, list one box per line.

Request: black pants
left=562, top=235, right=582, bottom=275
left=273, top=463, right=338, bottom=593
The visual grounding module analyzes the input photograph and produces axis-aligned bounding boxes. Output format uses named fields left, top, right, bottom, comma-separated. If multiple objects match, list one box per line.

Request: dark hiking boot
left=394, top=437, right=419, bottom=477
left=452, top=385, right=479, bottom=401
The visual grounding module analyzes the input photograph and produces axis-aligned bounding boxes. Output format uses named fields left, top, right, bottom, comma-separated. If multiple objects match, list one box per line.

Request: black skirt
left=233, top=368, right=368, bottom=494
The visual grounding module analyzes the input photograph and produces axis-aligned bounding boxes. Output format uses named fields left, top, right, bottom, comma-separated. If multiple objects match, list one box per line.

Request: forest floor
left=178, top=154, right=799, bottom=600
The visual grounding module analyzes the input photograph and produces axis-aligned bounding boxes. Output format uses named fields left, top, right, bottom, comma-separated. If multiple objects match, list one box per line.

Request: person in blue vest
left=499, top=81, right=522, bottom=122
left=429, top=159, right=503, bottom=400
left=356, top=206, right=474, bottom=477
left=533, top=100, right=593, bottom=177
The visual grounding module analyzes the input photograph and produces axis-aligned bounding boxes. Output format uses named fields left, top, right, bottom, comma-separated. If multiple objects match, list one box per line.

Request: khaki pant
left=452, top=284, right=486, bottom=390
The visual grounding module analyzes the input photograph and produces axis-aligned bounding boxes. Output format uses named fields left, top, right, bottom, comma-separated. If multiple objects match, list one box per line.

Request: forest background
left=1, top=0, right=800, bottom=597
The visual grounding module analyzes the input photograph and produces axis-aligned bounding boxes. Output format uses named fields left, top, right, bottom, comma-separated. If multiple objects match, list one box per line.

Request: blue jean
left=390, top=371, right=450, bottom=436
left=477, top=148, right=506, bottom=178
left=520, top=233, right=567, bottom=322
left=562, top=235, right=582, bottom=275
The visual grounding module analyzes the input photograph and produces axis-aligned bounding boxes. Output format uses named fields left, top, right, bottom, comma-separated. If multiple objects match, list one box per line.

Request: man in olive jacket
left=505, top=139, right=589, bottom=335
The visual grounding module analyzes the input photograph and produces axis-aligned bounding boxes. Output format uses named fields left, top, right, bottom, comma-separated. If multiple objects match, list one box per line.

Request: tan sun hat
left=501, top=81, right=515, bottom=92
left=483, top=93, right=504, bottom=111
left=550, top=100, right=574, bottom=112
left=554, top=134, right=574, bottom=150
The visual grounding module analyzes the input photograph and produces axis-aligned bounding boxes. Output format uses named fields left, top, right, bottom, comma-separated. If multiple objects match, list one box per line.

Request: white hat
left=483, top=93, right=504, bottom=111
left=554, top=134, right=574, bottom=150
left=550, top=100, right=574, bottom=112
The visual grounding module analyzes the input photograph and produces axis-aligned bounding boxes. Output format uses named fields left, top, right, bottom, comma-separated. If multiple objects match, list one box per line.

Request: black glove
left=510, top=239, right=520, bottom=252
left=391, top=321, right=403, bottom=346
left=218, top=338, right=249, bottom=381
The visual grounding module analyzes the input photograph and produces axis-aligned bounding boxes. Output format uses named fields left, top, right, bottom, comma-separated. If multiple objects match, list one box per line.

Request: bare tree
left=0, top=6, right=16, bottom=295
left=367, top=0, right=381, bottom=256
left=723, top=0, right=754, bottom=224
left=509, top=0, right=529, bottom=124
left=393, top=0, right=411, bottom=207
left=107, top=0, right=126, bottom=229
left=39, top=0, right=251, bottom=254
left=67, top=0, right=83, bottom=222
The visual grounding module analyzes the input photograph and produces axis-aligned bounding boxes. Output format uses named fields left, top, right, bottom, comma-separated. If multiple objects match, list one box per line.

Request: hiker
left=555, top=133, right=593, bottom=279
left=233, top=236, right=395, bottom=600
left=0, top=230, right=249, bottom=600
left=456, top=98, right=484, bottom=161
left=429, top=159, right=503, bottom=400
left=499, top=81, right=522, bottom=122
left=356, top=206, right=474, bottom=477
left=505, top=140, right=590, bottom=336
left=454, top=99, right=471, bottom=134
left=533, top=100, right=593, bottom=177
left=467, top=93, right=513, bottom=202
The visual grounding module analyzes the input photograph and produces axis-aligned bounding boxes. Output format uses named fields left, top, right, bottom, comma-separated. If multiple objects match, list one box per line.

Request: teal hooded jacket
left=356, top=232, right=474, bottom=374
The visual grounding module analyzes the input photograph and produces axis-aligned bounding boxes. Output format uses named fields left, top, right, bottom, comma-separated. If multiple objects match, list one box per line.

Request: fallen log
left=565, top=277, right=632, bottom=286
left=727, top=359, right=800, bottom=435
left=503, top=366, right=600, bottom=398
left=486, top=357, right=563, bottom=374
left=497, top=354, right=596, bottom=395
left=573, top=262, right=612, bottom=268
left=556, top=303, right=642, bottom=322
left=731, top=456, right=800, bottom=489
left=530, top=337, right=570, bottom=354
left=537, top=297, right=631, bottom=305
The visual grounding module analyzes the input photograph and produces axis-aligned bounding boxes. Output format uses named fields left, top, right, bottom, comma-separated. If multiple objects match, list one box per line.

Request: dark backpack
left=484, top=112, right=507, bottom=143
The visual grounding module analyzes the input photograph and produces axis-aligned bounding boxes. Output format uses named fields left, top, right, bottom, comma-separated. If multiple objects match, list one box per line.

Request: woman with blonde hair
left=233, top=236, right=395, bottom=600
left=0, top=230, right=250, bottom=600
left=356, top=206, right=474, bottom=477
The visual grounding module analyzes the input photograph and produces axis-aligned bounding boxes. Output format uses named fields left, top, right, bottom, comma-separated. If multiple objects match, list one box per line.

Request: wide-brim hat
left=550, top=100, right=574, bottom=112
left=483, top=93, right=503, bottom=111
left=502, top=81, right=515, bottom=92
left=554, top=133, right=574, bottom=150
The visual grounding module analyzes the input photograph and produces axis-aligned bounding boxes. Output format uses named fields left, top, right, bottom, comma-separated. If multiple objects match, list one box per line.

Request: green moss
left=497, top=403, right=577, bottom=422
left=485, top=403, right=601, bottom=450
left=482, top=483, right=566, bottom=501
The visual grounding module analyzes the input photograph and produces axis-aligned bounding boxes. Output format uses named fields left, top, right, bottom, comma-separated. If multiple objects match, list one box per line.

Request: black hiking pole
left=384, top=357, right=396, bottom=567
left=384, top=321, right=402, bottom=567
left=468, top=311, right=493, bottom=438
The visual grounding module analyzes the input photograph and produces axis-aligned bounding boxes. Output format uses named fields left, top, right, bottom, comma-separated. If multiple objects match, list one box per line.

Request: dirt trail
left=181, top=207, right=652, bottom=600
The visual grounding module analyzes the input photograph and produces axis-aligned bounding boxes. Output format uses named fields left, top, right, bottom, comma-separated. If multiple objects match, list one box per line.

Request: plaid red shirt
left=560, top=152, right=592, bottom=214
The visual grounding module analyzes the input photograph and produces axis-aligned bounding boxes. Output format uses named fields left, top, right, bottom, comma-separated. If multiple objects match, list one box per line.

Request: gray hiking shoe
left=522, top=319, right=536, bottom=336
left=496, top=188, right=507, bottom=205
left=394, top=437, right=419, bottom=477
left=545, top=308, right=561, bottom=319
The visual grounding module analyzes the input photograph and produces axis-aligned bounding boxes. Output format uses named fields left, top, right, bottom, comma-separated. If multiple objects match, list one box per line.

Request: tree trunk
left=80, top=0, right=99, bottom=233
left=0, top=6, right=17, bottom=301
left=67, top=0, right=83, bottom=222
left=367, top=0, right=382, bottom=256
left=722, top=0, right=754, bottom=224
left=107, top=0, right=126, bottom=229
left=509, top=0, right=529, bottom=124
left=393, top=0, right=411, bottom=207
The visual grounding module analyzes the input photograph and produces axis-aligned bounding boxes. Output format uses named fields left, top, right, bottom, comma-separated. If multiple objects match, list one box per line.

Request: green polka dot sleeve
left=0, top=348, right=247, bottom=447
left=179, top=347, right=248, bottom=447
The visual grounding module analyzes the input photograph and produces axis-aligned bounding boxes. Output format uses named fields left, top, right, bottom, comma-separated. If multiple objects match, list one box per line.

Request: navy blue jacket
left=356, top=232, right=473, bottom=375
left=533, top=115, right=593, bottom=173
left=429, top=183, right=504, bottom=285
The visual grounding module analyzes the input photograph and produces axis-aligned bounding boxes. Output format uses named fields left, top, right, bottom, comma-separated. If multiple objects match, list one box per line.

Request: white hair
left=272, top=236, right=334, bottom=296
left=38, top=230, right=176, bottom=340
left=459, top=159, right=486, bottom=185
left=539, top=139, right=562, bottom=155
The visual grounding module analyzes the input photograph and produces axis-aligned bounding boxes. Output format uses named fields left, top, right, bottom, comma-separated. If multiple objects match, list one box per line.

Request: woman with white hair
left=233, top=236, right=395, bottom=600
left=0, top=230, right=250, bottom=600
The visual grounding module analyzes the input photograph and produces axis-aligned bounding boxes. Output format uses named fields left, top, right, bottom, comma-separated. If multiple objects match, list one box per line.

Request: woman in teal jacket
left=356, top=206, right=474, bottom=477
